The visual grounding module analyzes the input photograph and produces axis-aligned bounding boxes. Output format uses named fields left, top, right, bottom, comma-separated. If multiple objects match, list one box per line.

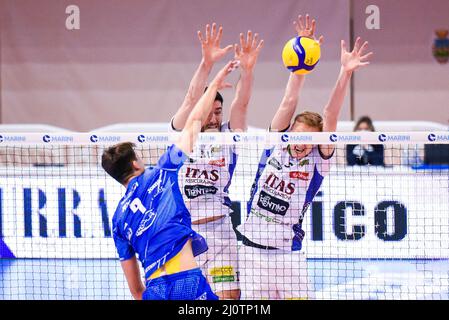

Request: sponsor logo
left=137, top=135, right=169, bottom=143
left=137, top=135, right=146, bottom=143
left=90, top=135, right=121, bottom=143
left=257, top=190, right=289, bottom=216
left=198, top=135, right=216, bottom=143
left=42, top=135, right=74, bottom=143
left=0, top=135, right=26, bottom=143
left=378, top=134, right=410, bottom=142
left=184, top=185, right=218, bottom=199
left=185, top=168, right=219, bottom=181
left=268, top=158, right=282, bottom=170
left=233, top=134, right=241, bottom=142
left=208, top=158, right=226, bottom=167
left=330, top=134, right=361, bottom=142
left=329, top=134, right=338, bottom=142
left=428, top=133, right=449, bottom=142
left=287, top=135, right=313, bottom=142
left=299, top=159, right=309, bottom=167
left=209, top=266, right=234, bottom=277
left=265, top=173, right=295, bottom=195
left=281, top=134, right=289, bottom=142
left=289, top=171, right=309, bottom=181
left=136, top=209, right=158, bottom=236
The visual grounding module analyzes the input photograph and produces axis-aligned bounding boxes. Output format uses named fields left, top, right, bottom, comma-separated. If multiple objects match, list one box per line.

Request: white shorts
left=193, top=215, right=240, bottom=293
left=238, top=244, right=315, bottom=299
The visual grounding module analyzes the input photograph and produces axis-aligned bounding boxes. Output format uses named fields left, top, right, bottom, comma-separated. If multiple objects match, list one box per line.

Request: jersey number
left=130, top=198, right=146, bottom=214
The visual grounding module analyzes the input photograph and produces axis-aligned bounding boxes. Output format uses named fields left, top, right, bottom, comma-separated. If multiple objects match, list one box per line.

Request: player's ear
left=131, top=159, right=142, bottom=171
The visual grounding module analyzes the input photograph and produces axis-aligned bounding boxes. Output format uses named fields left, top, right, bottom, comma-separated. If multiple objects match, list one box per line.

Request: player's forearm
left=172, top=60, right=214, bottom=130
left=130, top=284, right=146, bottom=300
left=228, top=69, right=254, bottom=131
left=270, top=73, right=306, bottom=131
left=322, top=67, right=352, bottom=132
left=177, top=83, right=220, bottom=154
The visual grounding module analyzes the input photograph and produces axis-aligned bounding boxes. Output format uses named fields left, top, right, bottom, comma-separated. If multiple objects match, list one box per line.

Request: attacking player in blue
left=101, top=60, right=240, bottom=300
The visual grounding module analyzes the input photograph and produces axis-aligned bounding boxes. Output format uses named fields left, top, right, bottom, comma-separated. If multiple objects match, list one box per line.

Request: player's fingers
left=358, top=41, right=369, bottom=55
left=353, top=37, right=361, bottom=52
left=298, top=15, right=305, bottom=30
left=205, top=24, right=211, bottom=41
left=211, top=23, right=217, bottom=40
left=197, top=30, right=204, bottom=43
left=239, top=32, right=245, bottom=48
left=318, top=35, right=324, bottom=45
left=305, top=14, right=310, bottom=30
left=256, top=39, right=264, bottom=52
left=341, top=39, right=347, bottom=52
left=252, top=33, right=259, bottom=49
left=234, top=43, right=239, bottom=57
left=216, top=26, right=223, bottom=45
left=246, top=30, right=253, bottom=50
left=223, top=44, right=234, bottom=53
left=225, top=60, right=240, bottom=73
left=310, top=19, right=316, bottom=36
left=359, top=61, right=370, bottom=67
left=360, top=51, right=373, bottom=61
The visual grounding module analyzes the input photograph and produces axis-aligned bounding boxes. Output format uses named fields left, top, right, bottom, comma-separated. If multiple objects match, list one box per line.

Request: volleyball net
left=0, top=131, right=448, bottom=299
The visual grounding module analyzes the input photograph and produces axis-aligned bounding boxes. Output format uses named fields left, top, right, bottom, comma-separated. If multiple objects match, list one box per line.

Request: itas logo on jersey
left=264, top=174, right=295, bottom=195
left=289, top=171, right=309, bottom=181
left=185, top=167, right=219, bottom=182
left=208, top=158, right=226, bottom=167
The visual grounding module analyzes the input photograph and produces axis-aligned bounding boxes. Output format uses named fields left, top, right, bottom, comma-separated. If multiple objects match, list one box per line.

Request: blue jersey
left=112, top=144, right=204, bottom=279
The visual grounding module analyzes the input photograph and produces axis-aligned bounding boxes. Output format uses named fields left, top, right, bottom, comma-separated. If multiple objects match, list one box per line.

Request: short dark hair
left=204, top=87, right=223, bottom=105
left=354, top=116, right=375, bottom=132
left=101, top=142, right=138, bottom=184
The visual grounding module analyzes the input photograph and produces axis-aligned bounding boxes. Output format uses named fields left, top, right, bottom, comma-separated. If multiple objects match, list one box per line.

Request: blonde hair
left=293, top=111, right=323, bottom=131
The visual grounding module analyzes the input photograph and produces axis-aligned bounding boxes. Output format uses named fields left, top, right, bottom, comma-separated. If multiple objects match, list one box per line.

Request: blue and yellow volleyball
left=282, top=36, right=321, bottom=75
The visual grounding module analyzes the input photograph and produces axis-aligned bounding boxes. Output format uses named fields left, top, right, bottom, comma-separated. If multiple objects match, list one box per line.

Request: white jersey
left=170, top=120, right=237, bottom=221
left=237, top=145, right=333, bottom=251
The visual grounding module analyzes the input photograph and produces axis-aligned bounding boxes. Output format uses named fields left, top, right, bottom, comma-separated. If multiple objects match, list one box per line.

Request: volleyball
left=282, top=36, right=321, bottom=75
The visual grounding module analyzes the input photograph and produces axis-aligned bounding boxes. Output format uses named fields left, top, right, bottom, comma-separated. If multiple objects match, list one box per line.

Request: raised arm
left=270, top=14, right=323, bottom=132
left=176, top=60, right=239, bottom=155
left=172, top=23, right=233, bottom=131
left=120, top=257, right=145, bottom=300
left=320, top=37, right=373, bottom=157
left=228, top=31, right=264, bottom=132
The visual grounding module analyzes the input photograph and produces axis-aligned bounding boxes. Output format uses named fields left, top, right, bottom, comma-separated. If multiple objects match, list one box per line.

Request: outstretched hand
left=234, top=30, right=264, bottom=71
left=341, top=37, right=373, bottom=72
left=198, top=23, right=233, bottom=65
left=293, top=14, right=323, bottom=45
left=210, top=60, right=240, bottom=90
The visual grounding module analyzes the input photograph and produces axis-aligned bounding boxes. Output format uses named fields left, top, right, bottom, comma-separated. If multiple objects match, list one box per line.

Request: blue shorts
left=142, top=268, right=219, bottom=300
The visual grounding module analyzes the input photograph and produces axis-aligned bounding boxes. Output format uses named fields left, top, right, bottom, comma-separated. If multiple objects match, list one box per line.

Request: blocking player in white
left=237, top=14, right=373, bottom=299
left=170, top=23, right=264, bottom=300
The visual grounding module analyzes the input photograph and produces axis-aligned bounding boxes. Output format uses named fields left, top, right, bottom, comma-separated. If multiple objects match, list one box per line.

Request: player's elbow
left=130, top=287, right=145, bottom=300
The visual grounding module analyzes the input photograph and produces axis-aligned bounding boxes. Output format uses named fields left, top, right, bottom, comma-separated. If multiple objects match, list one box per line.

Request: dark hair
left=101, top=142, right=138, bottom=184
left=354, top=116, right=375, bottom=132
left=204, top=87, right=223, bottom=105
